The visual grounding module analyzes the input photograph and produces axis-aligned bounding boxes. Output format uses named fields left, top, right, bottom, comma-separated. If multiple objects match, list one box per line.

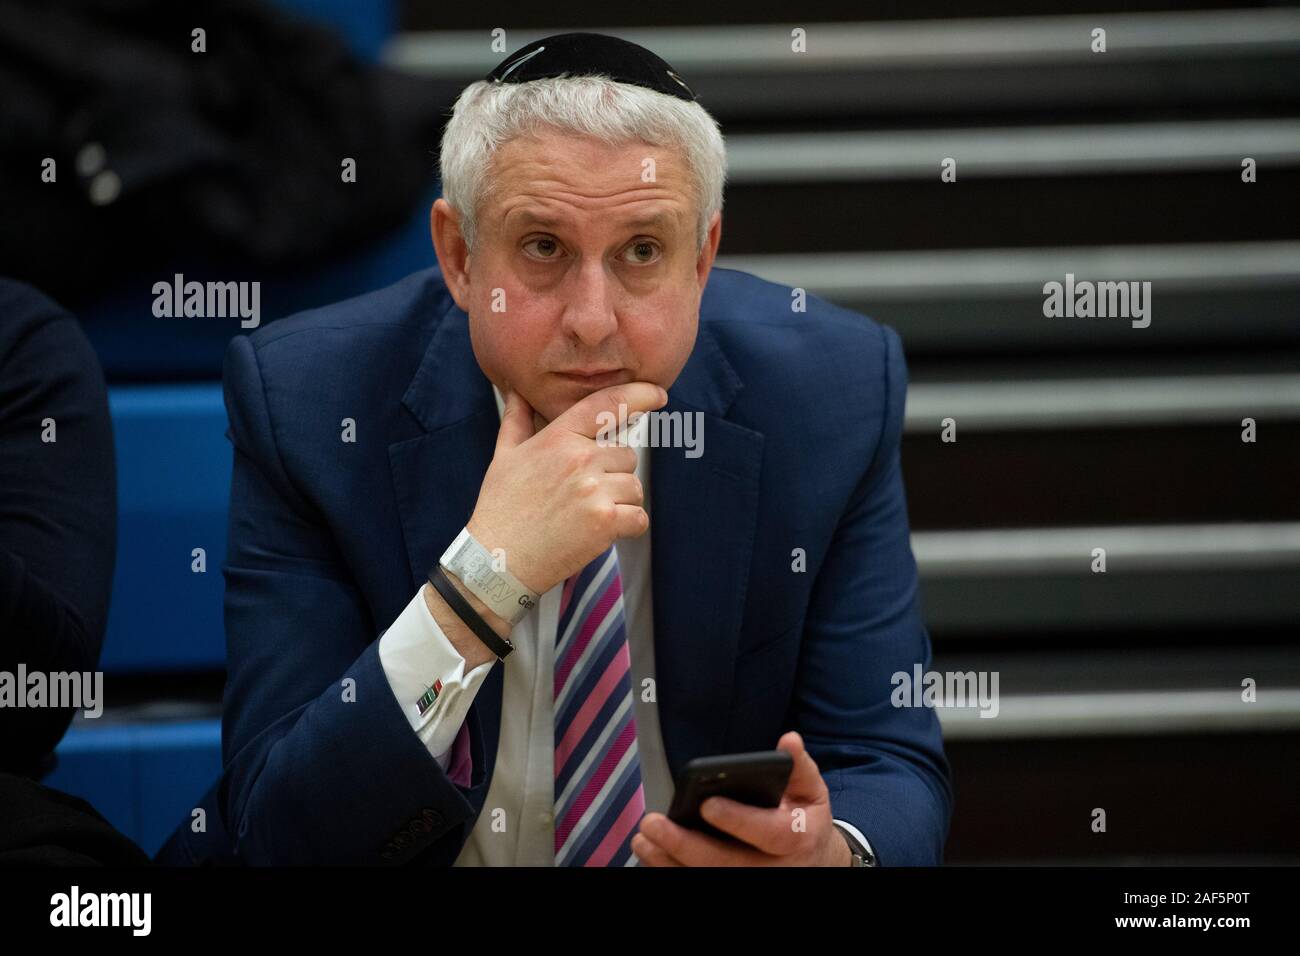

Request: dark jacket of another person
left=0, top=277, right=116, bottom=774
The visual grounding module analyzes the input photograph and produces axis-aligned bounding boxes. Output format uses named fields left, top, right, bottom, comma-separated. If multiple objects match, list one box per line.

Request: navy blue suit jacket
left=218, top=265, right=952, bottom=865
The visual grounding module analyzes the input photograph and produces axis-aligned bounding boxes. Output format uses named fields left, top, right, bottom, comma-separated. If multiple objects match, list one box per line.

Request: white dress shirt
left=376, top=386, right=875, bottom=865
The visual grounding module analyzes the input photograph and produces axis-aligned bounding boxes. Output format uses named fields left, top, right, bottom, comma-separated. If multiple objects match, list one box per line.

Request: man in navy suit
left=219, top=34, right=951, bottom=866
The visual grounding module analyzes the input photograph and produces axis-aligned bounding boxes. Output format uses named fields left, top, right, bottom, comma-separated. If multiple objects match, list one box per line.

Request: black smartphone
left=666, top=750, right=793, bottom=842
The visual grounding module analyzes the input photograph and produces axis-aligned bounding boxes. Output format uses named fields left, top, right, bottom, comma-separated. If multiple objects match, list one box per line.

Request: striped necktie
left=552, top=546, right=646, bottom=866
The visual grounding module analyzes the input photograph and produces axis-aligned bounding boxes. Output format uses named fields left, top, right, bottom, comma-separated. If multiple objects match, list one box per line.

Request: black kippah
left=485, top=32, right=697, bottom=103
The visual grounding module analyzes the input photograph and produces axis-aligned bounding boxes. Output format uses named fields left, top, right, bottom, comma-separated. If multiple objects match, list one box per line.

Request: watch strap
left=427, top=563, right=515, bottom=661
left=834, top=821, right=878, bottom=867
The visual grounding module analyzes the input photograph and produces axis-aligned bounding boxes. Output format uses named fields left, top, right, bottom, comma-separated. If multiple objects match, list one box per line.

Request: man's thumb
left=497, top=387, right=537, bottom=451
left=778, top=731, right=821, bottom=797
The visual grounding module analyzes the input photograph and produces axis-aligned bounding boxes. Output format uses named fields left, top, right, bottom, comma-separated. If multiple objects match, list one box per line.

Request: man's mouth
left=553, top=368, right=630, bottom=388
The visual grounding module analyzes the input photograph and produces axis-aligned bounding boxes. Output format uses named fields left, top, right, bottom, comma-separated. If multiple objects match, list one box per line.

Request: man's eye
left=524, top=237, right=562, bottom=259
left=622, top=240, right=661, bottom=264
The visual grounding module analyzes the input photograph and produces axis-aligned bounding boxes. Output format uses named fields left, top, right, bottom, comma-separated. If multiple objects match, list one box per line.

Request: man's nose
left=560, top=261, right=619, bottom=347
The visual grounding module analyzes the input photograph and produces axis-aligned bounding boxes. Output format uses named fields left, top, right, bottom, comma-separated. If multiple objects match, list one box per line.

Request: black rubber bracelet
left=428, top=564, right=515, bottom=660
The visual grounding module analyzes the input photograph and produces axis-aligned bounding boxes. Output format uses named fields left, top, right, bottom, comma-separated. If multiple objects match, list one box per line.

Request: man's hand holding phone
left=633, top=731, right=855, bottom=867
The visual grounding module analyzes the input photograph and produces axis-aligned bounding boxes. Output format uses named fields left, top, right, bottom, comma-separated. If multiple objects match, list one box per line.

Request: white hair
left=438, top=74, right=727, bottom=254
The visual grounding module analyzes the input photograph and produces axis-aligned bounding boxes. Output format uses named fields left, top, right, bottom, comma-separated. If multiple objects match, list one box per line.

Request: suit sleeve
left=218, top=334, right=484, bottom=864
left=796, top=322, right=953, bottom=866
left=376, top=586, right=491, bottom=775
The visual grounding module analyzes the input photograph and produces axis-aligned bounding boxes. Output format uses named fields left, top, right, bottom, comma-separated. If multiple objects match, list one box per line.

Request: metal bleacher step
left=716, top=117, right=1299, bottom=257
left=914, top=521, right=1300, bottom=634
left=905, top=368, right=1300, bottom=428
left=717, top=243, right=1300, bottom=353
left=939, top=689, right=1300, bottom=739
left=932, top=644, right=1300, bottom=739
left=724, top=120, right=1300, bottom=181
left=900, top=367, right=1300, bottom=634
left=397, top=0, right=1263, bottom=31
left=902, top=366, right=1299, bottom=634
left=388, top=10, right=1300, bottom=126
left=716, top=171, right=1298, bottom=252
left=933, top=643, right=1300, bottom=860
left=937, top=641, right=1300, bottom=861
left=900, top=365, right=1300, bottom=531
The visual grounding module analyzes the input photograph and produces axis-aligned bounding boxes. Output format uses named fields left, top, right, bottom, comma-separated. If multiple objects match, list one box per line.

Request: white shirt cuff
left=377, top=586, right=494, bottom=761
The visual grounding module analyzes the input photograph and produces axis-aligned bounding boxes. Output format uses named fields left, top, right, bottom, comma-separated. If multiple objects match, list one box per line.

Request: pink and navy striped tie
left=553, top=546, right=645, bottom=866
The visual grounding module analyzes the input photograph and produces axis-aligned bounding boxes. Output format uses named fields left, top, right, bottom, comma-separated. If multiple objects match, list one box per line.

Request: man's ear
left=696, top=210, right=722, bottom=288
left=431, top=198, right=472, bottom=309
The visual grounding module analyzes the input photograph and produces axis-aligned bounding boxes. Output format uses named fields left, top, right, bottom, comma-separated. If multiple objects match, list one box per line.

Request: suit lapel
left=388, top=300, right=505, bottom=793
left=650, top=325, right=764, bottom=777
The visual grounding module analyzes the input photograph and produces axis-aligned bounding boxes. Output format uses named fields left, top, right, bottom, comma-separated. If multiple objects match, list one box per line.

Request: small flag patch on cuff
left=416, top=678, right=444, bottom=716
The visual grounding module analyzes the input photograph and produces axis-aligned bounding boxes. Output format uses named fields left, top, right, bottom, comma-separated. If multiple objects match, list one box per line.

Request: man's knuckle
left=598, top=501, right=619, bottom=526
left=584, top=499, right=605, bottom=524
left=560, top=446, right=589, bottom=475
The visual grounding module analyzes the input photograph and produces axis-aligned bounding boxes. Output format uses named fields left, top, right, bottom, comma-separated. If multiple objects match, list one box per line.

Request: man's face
left=433, top=129, right=721, bottom=423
